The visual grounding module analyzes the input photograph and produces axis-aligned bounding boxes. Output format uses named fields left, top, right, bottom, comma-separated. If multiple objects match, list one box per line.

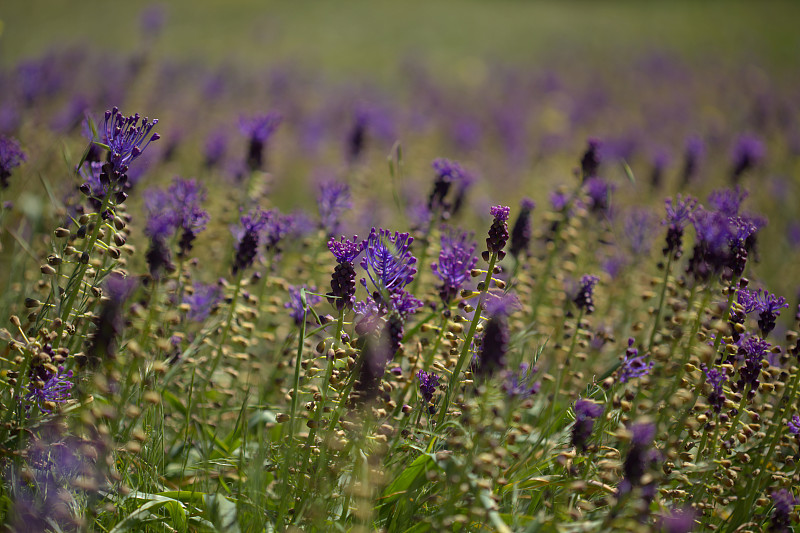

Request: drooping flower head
left=232, top=207, right=268, bottom=275
left=573, top=274, right=600, bottom=314
left=431, top=229, right=478, bottom=304
left=483, top=205, right=511, bottom=261
left=0, top=136, right=26, bottom=189
left=239, top=112, right=282, bottom=171
left=317, top=180, right=352, bottom=236
left=618, top=338, right=654, bottom=383
left=327, top=236, right=364, bottom=311
left=102, top=106, right=160, bottom=173
left=700, top=363, right=728, bottom=415
left=285, top=285, right=322, bottom=326
left=572, top=399, right=603, bottom=452
left=360, top=228, right=417, bottom=298
left=509, top=198, right=535, bottom=258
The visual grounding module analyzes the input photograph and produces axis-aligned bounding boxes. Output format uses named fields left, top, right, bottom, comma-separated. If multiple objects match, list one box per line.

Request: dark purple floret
left=25, top=366, right=73, bottom=412
left=503, top=363, right=540, bottom=398
left=571, top=399, right=603, bottom=452
left=483, top=205, right=511, bottom=261
left=329, top=235, right=365, bottom=264
left=686, top=208, right=733, bottom=281
left=387, top=290, right=423, bottom=318
left=730, top=134, right=765, bottom=182
left=431, top=229, right=478, bottom=304
left=232, top=208, right=268, bottom=275
left=618, top=338, right=653, bottom=383
left=360, top=228, right=417, bottom=296
left=770, top=489, right=797, bottom=533
left=317, top=181, right=352, bottom=236
left=584, top=177, right=614, bottom=216
left=573, top=275, right=599, bottom=314
left=263, top=209, right=293, bottom=254
left=170, top=178, right=210, bottom=256
left=417, top=369, right=440, bottom=404
left=0, top=136, right=26, bottom=189
left=509, top=198, right=535, bottom=259
left=428, top=158, right=467, bottom=219
left=102, top=106, right=160, bottom=172
left=619, top=422, right=658, bottom=495
left=738, top=288, right=789, bottom=336
left=285, top=285, right=322, bottom=326
left=787, top=414, right=800, bottom=435
left=328, top=236, right=364, bottom=311
left=239, top=112, right=282, bottom=171
left=580, top=138, right=602, bottom=180
left=183, top=282, right=222, bottom=322
left=701, top=364, right=728, bottom=414
left=145, top=236, right=174, bottom=280
left=475, top=313, right=509, bottom=379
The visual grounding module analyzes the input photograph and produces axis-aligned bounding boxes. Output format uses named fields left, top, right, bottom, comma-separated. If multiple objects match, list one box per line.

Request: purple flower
left=550, top=191, right=570, bottom=212
left=387, top=290, right=423, bottom=318
left=659, top=507, right=697, bottom=533
left=770, top=489, right=797, bottom=533
left=417, top=370, right=440, bottom=403
left=580, top=138, right=602, bottom=180
left=183, top=282, right=222, bottom=322
left=571, top=399, right=603, bottom=452
left=0, top=136, right=26, bottom=189
left=701, top=364, right=728, bottom=414
left=619, top=422, right=658, bottom=495
left=483, top=205, right=511, bottom=260
left=328, top=235, right=365, bottom=264
left=232, top=207, right=268, bottom=274
left=431, top=229, right=478, bottom=304
left=428, top=158, right=467, bottom=218
left=503, top=363, right=540, bottom=398
left=787, top=415, right=800, bottom=435
left=475, top=313, right=509, bottom=379
left=240, top=112, right=282, bottom=171
left=360, top=228, right=417, bottom=297
left=102, top=106, right=160, bottom=172
left=731, top=134, right=765, bottom=182
left=509, top=198, right=535, bottom=258
left=738, top=288, right=788, bottom=336
left=708, top=186, right=748, bottom=217
left=583, top=177, right=614, bottom=216
left=170, top=178, right=210, bottom=255
left=327, top=236, right=364, bottom=311
left=263, top=209, right=293, bottom=254
left=285, top=285, right=322, bottom=326
left=204, top=130, right=227, bottom=168
left=736, top=336, right=771, bottom=394
left=317, top=181, right=352, bottom=236
left=680, top=135, right=704, bottom=186
left=25, top=366, right=73, bottom=412
left=618, top=339, right=653, bottom=383
left=623, top=208, right=656, bottom=257
left=573, top=275, right=599, bottom=314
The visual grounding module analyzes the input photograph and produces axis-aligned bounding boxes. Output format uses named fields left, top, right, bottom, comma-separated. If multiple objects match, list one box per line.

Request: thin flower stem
left=204, top=269, right=244, bottom=381
left=542, top=308, right=584, bottom=438
left=647, top=255, right=672, bottom=351
left=437, top=252, right=498, bottom=427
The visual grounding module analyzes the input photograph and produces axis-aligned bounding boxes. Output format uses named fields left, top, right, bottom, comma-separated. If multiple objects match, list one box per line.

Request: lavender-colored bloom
left=263, top=209, right=293, bottom=254
left=618, top=339, right=654, bottom=383
left=183, top=282, right=222, bottom=322
left=736, top=336, right=771, bottom=395
left=475, top=314, right=509, bottom=379
left=25, top=366, right=73, bottom=412
left=503, top=363, right=540, bottom=398
left=240, top=112, right=282, bottom=171
left=387, top=290, right=423, bottom=318
left=770, top=489, right=797, bottom=533
left=317, top=181, right=352, bottom=236
left=572, top=399, right=603, bottom=452
left=649, top=147, right=670, bottom=190
left=431, top=229, right=478, bottom=304
left=619, top=422, right=657, bottom=495
left=428, top=158, right=467, bottom=218
left=0, top=136, right=26, bottom=189
left=580, top=138, right=602, bottom=180
left=204, top=130, right=227, bottom=168
left=550, top=190, right=570, bottom=212
left=144, top=188, right=179, bottom=240
left=232, top=208, right=268, bottom=274
left=731, top=134, right=765, bottom=182
left=417, top=370, right=440, bottom=403
left=102, top=106, right=160, bottom=172
left=573, top=275, right=599, bottom=314
left=686, top=207, right=734, bottom=281
left=285, top=285, right=322, bottom=326
left=680, top=135, right=704, bottom=187
left=583, top=177, right=614, bottom=216
left=328, top=236, right=364, bottom=311
left=509, top=198, right=535, bottom=258
left=86, top=274, right=137, bottom=365
left=170, top=178, right=210, bottom=255
left=483, top=205, right=511, bottom=261
left=708, top=186, right=748, bottom=217
left=360, top=228, right=417, bottom=297
left=738, top=288, right=788, bottom=336
left=787, top=414, right=800, bottom=435
left=701, top=364, right=728, bottom=415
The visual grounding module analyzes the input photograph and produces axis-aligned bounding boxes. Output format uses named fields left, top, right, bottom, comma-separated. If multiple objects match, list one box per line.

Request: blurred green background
left=3, top=0, right=800, bottom=82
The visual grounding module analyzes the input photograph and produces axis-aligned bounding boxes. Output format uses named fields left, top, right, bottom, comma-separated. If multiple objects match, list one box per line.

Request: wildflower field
left=2, top=1, right=800, bottom=531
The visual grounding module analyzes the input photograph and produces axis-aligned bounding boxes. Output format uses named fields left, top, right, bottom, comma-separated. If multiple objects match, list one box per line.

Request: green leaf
left=380, top=453, right=436, bottom=505
left=204, top=494, right=240, bottom=533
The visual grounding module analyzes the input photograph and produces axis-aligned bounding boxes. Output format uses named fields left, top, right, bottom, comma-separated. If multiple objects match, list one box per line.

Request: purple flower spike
left=503, top=363, right=540, bottom=399
left=360, top=228, right=417, bottom=295
left=102, top=106, right=159, bottom=172
left=328, top=235, right=365, bottom=264
left=285, top=285, right=322, bottom=326
left=484, top=205, right=511, bottom=260
left=183, top=282, right=222, bottom=322
left=731, top=134, right=765, bottom=182
left=417, top=370, right=440, bottom=404
left=618, top=338, right=654, bottom=383
left=328, top=235, right=364, bottom=312
left=232, top=207, right=268, bottom=274
left=770, top=489, right=797, bottom=533
left=572, top=399, right=603, bottom=452
left=708, top=186, right=748, bottom=217
left=490, top=205, right=510, bottom=222
left=509, top=198, right=535, bottom=258
left=25, top=366, right=73, bottom=412
left=431, top=229, right=478, bottom=304
left=0, top=136, right=26, bottom=189
left=240, top=111, right=282, bottom=171
left=701, top=364, right=728, bottom=414
left=318, top=181, right=352, bottom=236
left=573, top=275, right=600, bottom=314
left=738, top=287, right=788, bottom=336
left=787, top=414, right=800, bottom=435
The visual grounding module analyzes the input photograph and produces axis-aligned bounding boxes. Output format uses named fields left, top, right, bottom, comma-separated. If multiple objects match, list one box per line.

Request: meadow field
left=1, top=1, right=800, bottom=531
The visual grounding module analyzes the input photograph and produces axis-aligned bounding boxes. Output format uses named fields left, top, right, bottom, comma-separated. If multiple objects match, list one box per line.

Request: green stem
left=647, top=255, right=672, bottom=351
left=204, top=269, right=244, bottom=380
left=437, top=252, right=498, bottom=427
